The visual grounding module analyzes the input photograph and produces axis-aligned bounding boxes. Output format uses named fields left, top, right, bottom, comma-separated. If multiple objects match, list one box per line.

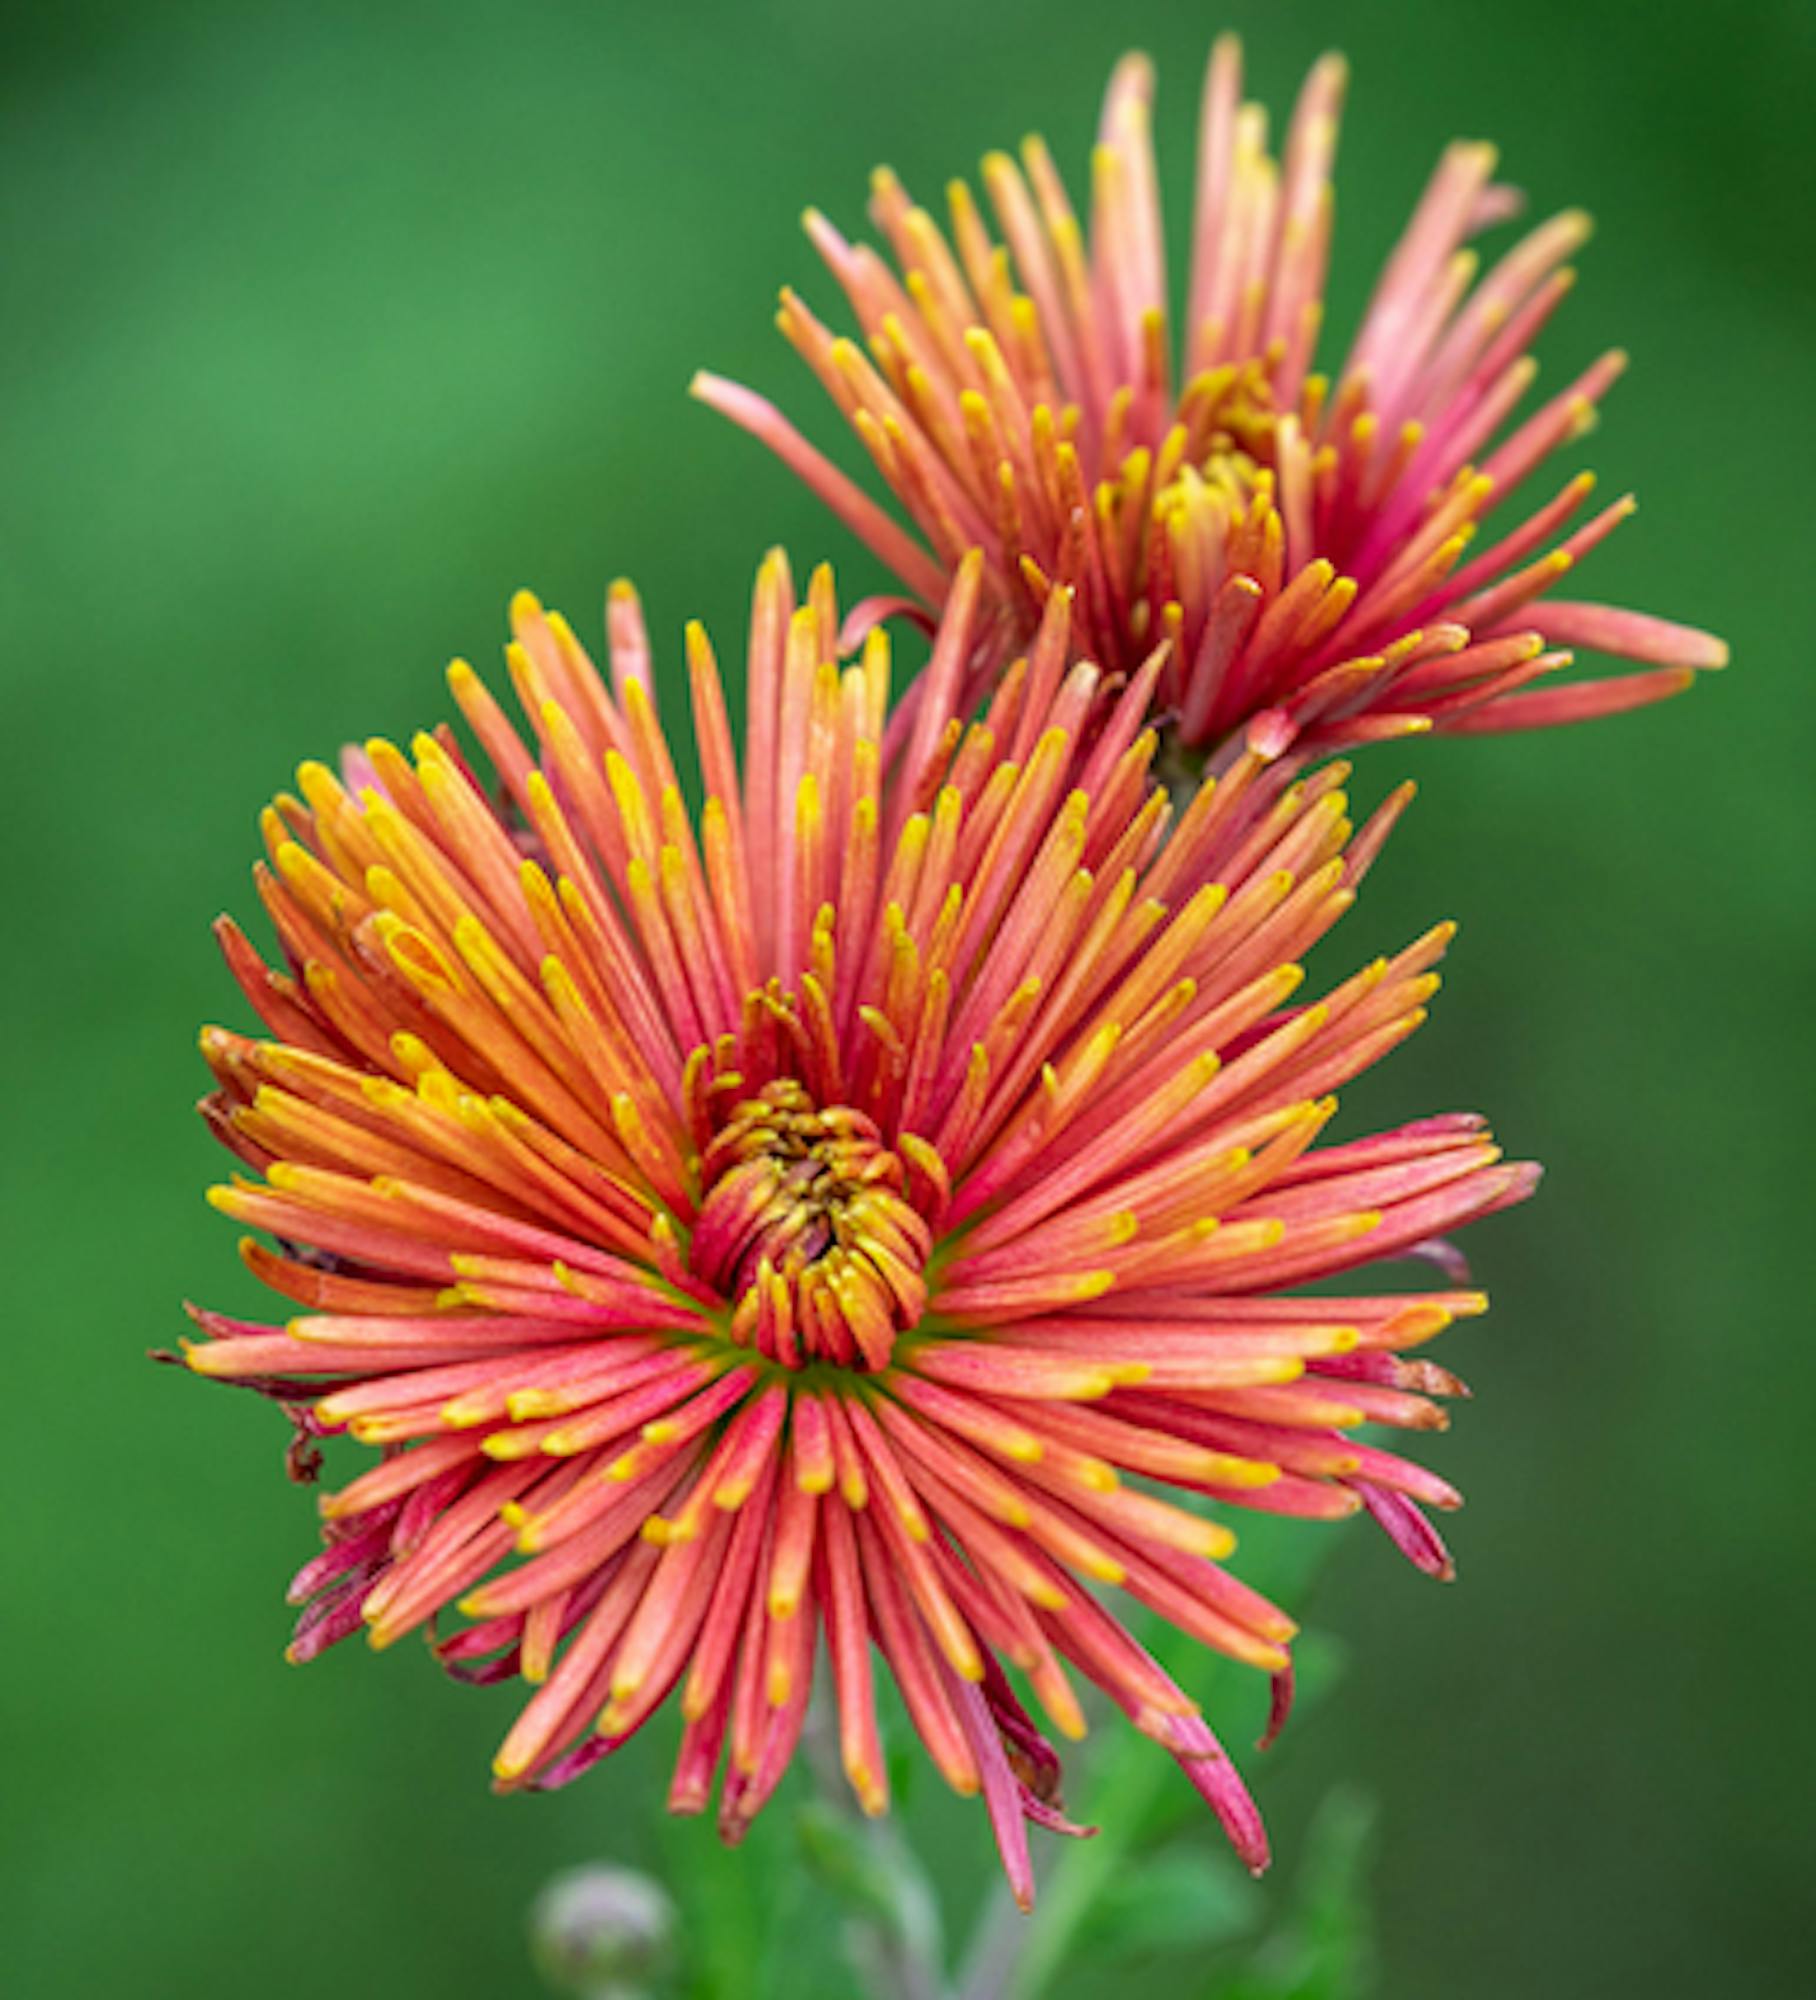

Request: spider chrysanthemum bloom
left=695, top=35, right=1725, bottom=761
left=177, top=554, right=1535, bottom=1901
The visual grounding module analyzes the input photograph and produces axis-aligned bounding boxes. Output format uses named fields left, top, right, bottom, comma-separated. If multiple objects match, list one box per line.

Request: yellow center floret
left=691, top=1080, right=932, bottom=1372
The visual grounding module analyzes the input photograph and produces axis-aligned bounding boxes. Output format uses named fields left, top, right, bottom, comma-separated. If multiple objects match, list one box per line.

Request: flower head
left=696, top=36, right=1725, bottom=760
left=178, top=555, right=1534, bottom=1900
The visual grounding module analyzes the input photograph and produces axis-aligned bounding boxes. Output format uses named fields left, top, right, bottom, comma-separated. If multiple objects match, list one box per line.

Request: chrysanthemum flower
left=695, top=36, right=1725, bottom=759
left=176, top=554, right=1535, bottom=1900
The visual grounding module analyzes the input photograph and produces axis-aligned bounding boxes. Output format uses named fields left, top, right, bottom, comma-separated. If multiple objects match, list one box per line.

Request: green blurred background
left=3, top=0, right=1811, bottom=1993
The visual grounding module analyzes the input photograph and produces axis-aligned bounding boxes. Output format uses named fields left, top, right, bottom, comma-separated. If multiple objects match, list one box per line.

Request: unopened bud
left=528, top=1864, right=676, bottom=1999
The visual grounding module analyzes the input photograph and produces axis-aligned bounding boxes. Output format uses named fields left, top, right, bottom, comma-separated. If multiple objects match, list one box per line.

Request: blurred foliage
left=531, top=1584, right=1374, bottom=2000
left=2, top=2, right=1811, bottom=1997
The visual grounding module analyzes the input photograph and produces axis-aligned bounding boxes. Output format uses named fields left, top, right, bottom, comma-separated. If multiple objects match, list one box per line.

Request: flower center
left=690, top=1080, right=931, bottom=1372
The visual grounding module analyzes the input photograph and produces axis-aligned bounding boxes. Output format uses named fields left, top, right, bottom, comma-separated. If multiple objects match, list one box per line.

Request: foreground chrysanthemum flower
left=175, top=555, right=1535, bottom=1900
left=696, top=35, right=1725, bottom=759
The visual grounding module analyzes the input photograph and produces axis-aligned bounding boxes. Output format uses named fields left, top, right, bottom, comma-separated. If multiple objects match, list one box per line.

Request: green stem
left=801, top=1695, right=949, bottom=2000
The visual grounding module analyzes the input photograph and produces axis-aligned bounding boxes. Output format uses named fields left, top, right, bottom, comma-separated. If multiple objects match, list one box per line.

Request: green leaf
left=1074, top=1844, right=1264, bottom=1959
left=1209, top=1788, right=1380, bottom=2000
left=656, top=1805, right=771, bottom=2000
left=794, top=1797, right=914, bottom=1934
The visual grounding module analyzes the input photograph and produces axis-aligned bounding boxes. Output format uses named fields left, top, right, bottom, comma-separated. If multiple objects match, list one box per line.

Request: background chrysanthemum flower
left=695, top=34, right=1726, bottom=760
left=177, top=556, right=1535, bottom=1902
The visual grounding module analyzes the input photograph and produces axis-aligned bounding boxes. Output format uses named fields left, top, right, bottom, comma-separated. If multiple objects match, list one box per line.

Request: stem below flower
left=801, top=1694, right=949, bottom=2000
